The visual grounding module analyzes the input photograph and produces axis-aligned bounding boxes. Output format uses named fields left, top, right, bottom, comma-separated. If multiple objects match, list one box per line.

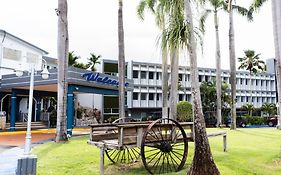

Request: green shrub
left=241, top=115, right=267, bottom=125
left=177, top=101, right=193, bottom=122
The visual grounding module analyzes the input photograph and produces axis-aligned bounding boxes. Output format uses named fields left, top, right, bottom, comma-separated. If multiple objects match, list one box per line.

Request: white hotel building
left=96, top=59, right=277, bottom=120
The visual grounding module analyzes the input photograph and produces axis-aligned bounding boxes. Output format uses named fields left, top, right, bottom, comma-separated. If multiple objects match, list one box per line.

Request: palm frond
left=199, top=9, right=212, bottom=34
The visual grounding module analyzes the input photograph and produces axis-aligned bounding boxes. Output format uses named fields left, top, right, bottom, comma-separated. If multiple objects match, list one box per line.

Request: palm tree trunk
left=185, top=0, right=220, bottom=174
left=229, top=2, right=237, bottom=130
left=56, top=0, right=68, bottom=142
left=272, top=0, right=281, bottom=129
left=162, top=47, right=169, bottom=119
left=169, top=49, right=179, bottom=120
left=249, top=73, right=253, bottom=117
left=214, top=11, right=222, bottom=127
left=118, top=0, right=126, bottom=120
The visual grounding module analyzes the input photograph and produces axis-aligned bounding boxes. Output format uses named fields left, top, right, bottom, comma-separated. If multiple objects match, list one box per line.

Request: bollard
left=16, top=155, right=37, bottom=175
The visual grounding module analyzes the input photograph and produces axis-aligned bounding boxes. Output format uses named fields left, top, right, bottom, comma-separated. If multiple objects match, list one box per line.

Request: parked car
left=267, top=116, right=278, bottom=127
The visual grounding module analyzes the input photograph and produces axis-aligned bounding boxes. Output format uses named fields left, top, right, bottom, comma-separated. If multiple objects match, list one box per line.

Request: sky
left=0, top=0, right=274, bottom=69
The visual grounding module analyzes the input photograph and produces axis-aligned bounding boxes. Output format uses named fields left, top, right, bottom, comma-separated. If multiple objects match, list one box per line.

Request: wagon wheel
left=105, top=146, right=140, bottom=164
left=141, top=118, right=188, bottom=174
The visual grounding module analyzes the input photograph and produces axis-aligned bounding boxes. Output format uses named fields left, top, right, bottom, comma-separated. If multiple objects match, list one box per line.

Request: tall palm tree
left=227, top=0, right=253, bottom=130
left=238, top=49, right=266, bottom=116
left=56, top=0, right=68, bottom=142
left=184, top=0, right=220, bottom=174
left=118, top=0, right=126, bottom=120
left=87, top=53, right=101, bottom=71
left=137, top=0, right=172, bottom=120
left=200, top=0, right=250, bottom=127
left=250, top=0, right=281, bottom=129
left=271, top=0, right=281, bottom=129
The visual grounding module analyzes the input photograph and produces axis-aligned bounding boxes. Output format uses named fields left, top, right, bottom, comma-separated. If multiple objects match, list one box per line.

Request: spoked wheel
left=105, top=146, right=140, bottom=164
left=141, top=118, right=188, bottom=174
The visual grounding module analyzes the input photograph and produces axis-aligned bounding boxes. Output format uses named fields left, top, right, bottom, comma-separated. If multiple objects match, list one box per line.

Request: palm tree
left=227, top=0, right=253, bottom=130
left=68, top=51, right=79, bottom=66
left=242, top=103, right=255, bottom=116
left=137, top=0, right=172, bottom=120
left=87, top=53, right=101, bottom=71
left=271, top=0, right=281, bottom=129
left=261, top=102, right=276, bottom=117
left=184, top=0, right=220, bottom=174
left=118, top=0, right=126, bottom=120
left=250, top=0, right=281, bottom=129
left=56, top=0, right=68, bottom=142
left=200, top=0, right=251, bottom=127
left=238, top=50, right=266, bottom=116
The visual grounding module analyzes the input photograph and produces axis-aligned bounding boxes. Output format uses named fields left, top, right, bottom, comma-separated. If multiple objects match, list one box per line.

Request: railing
left=21, top=113, right=28, bottom=123
left=104, top=108, right=119, bottom=114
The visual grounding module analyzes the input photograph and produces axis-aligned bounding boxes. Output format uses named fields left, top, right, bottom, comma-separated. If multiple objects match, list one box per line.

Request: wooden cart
left=88, top=118, right=194, bottom=174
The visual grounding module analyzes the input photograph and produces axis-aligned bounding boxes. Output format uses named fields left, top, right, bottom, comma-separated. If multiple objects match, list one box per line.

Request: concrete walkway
left=0, top=128, right=90, bottom=175
left=0, top=147, right=23, bottom=175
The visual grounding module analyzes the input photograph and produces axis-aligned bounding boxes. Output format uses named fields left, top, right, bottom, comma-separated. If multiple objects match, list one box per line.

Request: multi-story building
left=98, top=59, right=277, bottom=119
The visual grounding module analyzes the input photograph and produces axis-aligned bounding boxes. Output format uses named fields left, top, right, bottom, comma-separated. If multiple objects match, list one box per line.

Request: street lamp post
left=15, top=60, right=49, bottom=155
left=277, top=103, right=281, bottom=129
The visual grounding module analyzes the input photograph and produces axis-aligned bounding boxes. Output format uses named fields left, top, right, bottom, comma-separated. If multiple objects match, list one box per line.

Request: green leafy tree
left=238, top=50, right=266, bottom=116
left=200, top=81, right=231, bottom=114
left=177, top=101, right=192, bottom=122
left=87, top=53, right=101, bottom=71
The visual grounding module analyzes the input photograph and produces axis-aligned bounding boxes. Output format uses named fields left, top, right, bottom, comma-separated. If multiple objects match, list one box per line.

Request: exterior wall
left=99, top=59, right=277, bottom=118
left=0, top=33, right=46, bottom=78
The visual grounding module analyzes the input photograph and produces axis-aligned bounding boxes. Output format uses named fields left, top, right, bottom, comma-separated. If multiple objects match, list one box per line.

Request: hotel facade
left=95, top=59, right=277, bottom=120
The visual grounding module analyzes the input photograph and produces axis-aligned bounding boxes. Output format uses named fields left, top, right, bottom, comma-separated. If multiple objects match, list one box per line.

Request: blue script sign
left=82, top=72, right=129, bottom=87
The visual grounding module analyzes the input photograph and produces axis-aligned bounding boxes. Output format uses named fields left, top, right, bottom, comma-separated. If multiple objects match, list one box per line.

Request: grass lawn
left=33, top=128, right=281, bottom=175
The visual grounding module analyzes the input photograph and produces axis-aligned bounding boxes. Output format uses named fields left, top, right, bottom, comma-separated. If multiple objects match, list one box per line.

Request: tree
left=177, top=101, right=192, bottom=122
left=184, top=0, right=220, bottom=174
left=56, top=0, right=68, bottom=142
left=137, top=0, right=170, bottom=120
left=261, top=103, right=277, bottom=117
left=250, top=0, right=281, bottom=129
left=200, top=0, right=250, bottom=127
left=227, top=0, right=253, bottom=130
left=238, top=49, right=266, bottom=116
left=241, top=103, right=255, bottom=116
left=200, top=81, right=230, bottom=113
left=118, top=0, right=126, bottom=120
left=87, top=53, right=101, bottom=71
left=68, top=51, right=88, bottom=69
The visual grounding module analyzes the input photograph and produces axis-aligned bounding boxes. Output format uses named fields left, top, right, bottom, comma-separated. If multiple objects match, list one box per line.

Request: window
left=141, top=93, right=146, bottom=100
left=179, top=74, right=183, bottom=81
left=240, top=79, right=243, bottom=85
left=199, top=75, right=203, bottom=82
left=141, top=71, right=146, bottom=79
left=149, top=72, right=154, bottom=79
left=179, top=94, right=183, bottom=101
left=3, top=47, right=21, bottom=61
left=133, top=71, right=138, bottom=78
left=241, top=97, right=244, bottom=102
left=261, top=81, right=263, bottom=86
left=245, top=79, right=248, bottom=85
left=157, top=93, right=160, bottom=100
left=156, top=72, right=161, bottom=80
left=26, top=52, right=39, bottom=63
left=133, top=93, right=138, bottom=100
left=149, top=93, right=154, bottom=100
left=205, top=76, right=208, bottom=82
